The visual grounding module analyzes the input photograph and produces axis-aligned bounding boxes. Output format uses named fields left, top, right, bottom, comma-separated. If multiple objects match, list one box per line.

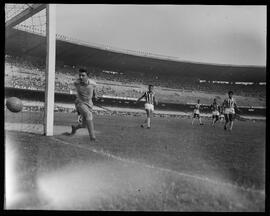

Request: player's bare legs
left=199, top=117, right=203, bottom=125
left=141, top=119, right=147, bottom=127
left=212, top=116, right=219, bottom=126
left=229, top=121, right=234, bottom=131
left=86, top=119, right=96, bottom=141
left=191, top=117, right=195, bottom=125
left=141, top=109, right=151, bottom=128
left=211, top=117, right=215, bottom=126
left=147, top=110, right=152, bottom=128
left=71, top=121, right=85, bottom=135
left=71, top=112, right=96, bottom=141
left=224, top=114, right=229, bottom=130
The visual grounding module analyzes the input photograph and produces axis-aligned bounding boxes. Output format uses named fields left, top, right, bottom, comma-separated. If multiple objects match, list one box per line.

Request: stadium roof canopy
left=6, top=28, right=266, bottom=82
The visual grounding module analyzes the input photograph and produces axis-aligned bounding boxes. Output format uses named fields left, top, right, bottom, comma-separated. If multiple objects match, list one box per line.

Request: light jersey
left=223, top=97, right=236, bottom=114
left=143, top=91, right=155, bottom=105
left=194, top=103, right=201, bottom=114
left=223, top=98, right=236, bottom=108
left=74, top=79, right=96, bottom=109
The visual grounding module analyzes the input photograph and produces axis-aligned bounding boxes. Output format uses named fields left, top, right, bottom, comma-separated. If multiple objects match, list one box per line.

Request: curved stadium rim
left=13, top=24, right=266, bottom=68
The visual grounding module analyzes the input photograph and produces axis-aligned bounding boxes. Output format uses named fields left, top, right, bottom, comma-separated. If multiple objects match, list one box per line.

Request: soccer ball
left=6, top=97, right=23, bottom=113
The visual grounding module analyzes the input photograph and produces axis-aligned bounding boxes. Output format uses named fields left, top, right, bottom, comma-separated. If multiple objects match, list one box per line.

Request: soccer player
left=191, top=99, right=203, bottom=125
left=76, top=78, right=97, bottom=126
left=222, top=90, right=239, bottom=131
left=210, top=98, right=221, bottom=126
left=136, top=84, right=157, bottom=129
left=69, top=68, right=97, bottom=141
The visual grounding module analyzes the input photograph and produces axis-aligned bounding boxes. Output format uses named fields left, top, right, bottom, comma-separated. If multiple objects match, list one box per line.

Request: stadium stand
left=5, top=54, right=266, bottom=106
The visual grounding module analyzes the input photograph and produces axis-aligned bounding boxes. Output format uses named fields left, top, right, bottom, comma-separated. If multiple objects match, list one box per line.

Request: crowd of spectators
left=88, top=69, right=196, bottom=90
left=92, top=69, right=265, bottom=98
left=98, top=86, right=143, bottom=99
left=6, top=74, right=44, bottom=90
left=5, top=73, right=72, bottom=93
left=5, top=54, right=45, bottom=72
left=21, top=105, right=74, bottom=113
left=196, top=82, right=265, bottom=98
left=5, top=54, right=266, bottom=98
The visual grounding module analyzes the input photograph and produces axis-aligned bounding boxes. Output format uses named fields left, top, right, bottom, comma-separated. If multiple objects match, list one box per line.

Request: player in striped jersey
left=191, top=99, right=203, bottom=125
left=137, top=85, right=157, bottom=129
left=210, top=98, right=221, bottom=126
left=222, top=90, right=239, bottom=131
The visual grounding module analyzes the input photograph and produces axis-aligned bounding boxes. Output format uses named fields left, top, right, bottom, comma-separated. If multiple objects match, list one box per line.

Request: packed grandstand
left=5, top=54, right=266, bottom=107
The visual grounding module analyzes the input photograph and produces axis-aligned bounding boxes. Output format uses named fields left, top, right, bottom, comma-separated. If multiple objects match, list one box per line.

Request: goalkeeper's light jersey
left=74, top=79, right=96, bottom=109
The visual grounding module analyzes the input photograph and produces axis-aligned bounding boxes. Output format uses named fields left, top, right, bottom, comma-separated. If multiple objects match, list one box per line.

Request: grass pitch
left=4, top=111, right=265, bottom=211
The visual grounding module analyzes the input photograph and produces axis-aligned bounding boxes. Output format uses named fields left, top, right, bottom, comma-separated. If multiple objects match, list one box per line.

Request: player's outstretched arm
left=136, top=93, right=145, bottom=103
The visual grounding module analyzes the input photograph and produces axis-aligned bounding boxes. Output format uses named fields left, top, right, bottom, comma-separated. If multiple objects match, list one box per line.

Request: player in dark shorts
left=192, top=99, right=203, bottom=125
left=69, top=68, right=97, bottom=141
left=210, top=98, right=221, bottom=126
left=136, top=84, right=157, bottom=129
left=222, top=90, right=239, bottom=131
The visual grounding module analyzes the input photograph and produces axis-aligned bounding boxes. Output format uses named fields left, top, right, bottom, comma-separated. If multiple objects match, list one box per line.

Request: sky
left=55, top=5, right=266, bottom=66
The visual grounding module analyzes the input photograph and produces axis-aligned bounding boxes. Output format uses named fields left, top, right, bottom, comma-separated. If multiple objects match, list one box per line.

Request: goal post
left=44, top=4, right=56, bottom=136
left=5, top=4, right=56, bottom=136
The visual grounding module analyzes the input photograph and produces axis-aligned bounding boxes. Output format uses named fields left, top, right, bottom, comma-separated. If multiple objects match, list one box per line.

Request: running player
left=192, top=99, right=203, bottom=125
left=210, top=98, right=221, bottom=126
left=69, top=68, right=97, bottom=141
left=136, top=85, right=157, bottom=129
left=222, top=90, right=239, bottom=131
left=76, top=79, right=97, bottom=127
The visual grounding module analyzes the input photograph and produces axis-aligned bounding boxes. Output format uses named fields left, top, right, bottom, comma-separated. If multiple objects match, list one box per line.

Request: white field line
left=4, top=122, right=265, bottom=195
left=51, top=137, right=265, bottom=196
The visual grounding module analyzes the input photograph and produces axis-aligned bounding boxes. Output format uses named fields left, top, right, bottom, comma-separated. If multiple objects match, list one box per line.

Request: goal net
left=5, top=4, right=63, bottom=136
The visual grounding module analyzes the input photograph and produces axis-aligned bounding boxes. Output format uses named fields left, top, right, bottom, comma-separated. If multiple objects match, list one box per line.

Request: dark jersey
left=211, top=102, right=220, bottom=112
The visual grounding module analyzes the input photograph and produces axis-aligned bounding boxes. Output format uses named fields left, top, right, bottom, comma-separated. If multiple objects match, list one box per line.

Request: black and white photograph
left=4, top=3, right=267, bottom=211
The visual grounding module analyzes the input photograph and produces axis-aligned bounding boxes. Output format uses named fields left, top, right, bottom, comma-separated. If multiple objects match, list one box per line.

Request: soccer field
left=5, top=111, right=265, bottom=211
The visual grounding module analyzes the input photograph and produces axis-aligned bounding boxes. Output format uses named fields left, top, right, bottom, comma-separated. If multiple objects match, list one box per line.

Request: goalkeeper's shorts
left=76, top=103, right=93, bottom=121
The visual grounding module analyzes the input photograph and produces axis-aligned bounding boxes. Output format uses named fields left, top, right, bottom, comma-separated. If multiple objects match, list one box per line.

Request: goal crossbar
left=5, top=4, right=46, bottom=29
